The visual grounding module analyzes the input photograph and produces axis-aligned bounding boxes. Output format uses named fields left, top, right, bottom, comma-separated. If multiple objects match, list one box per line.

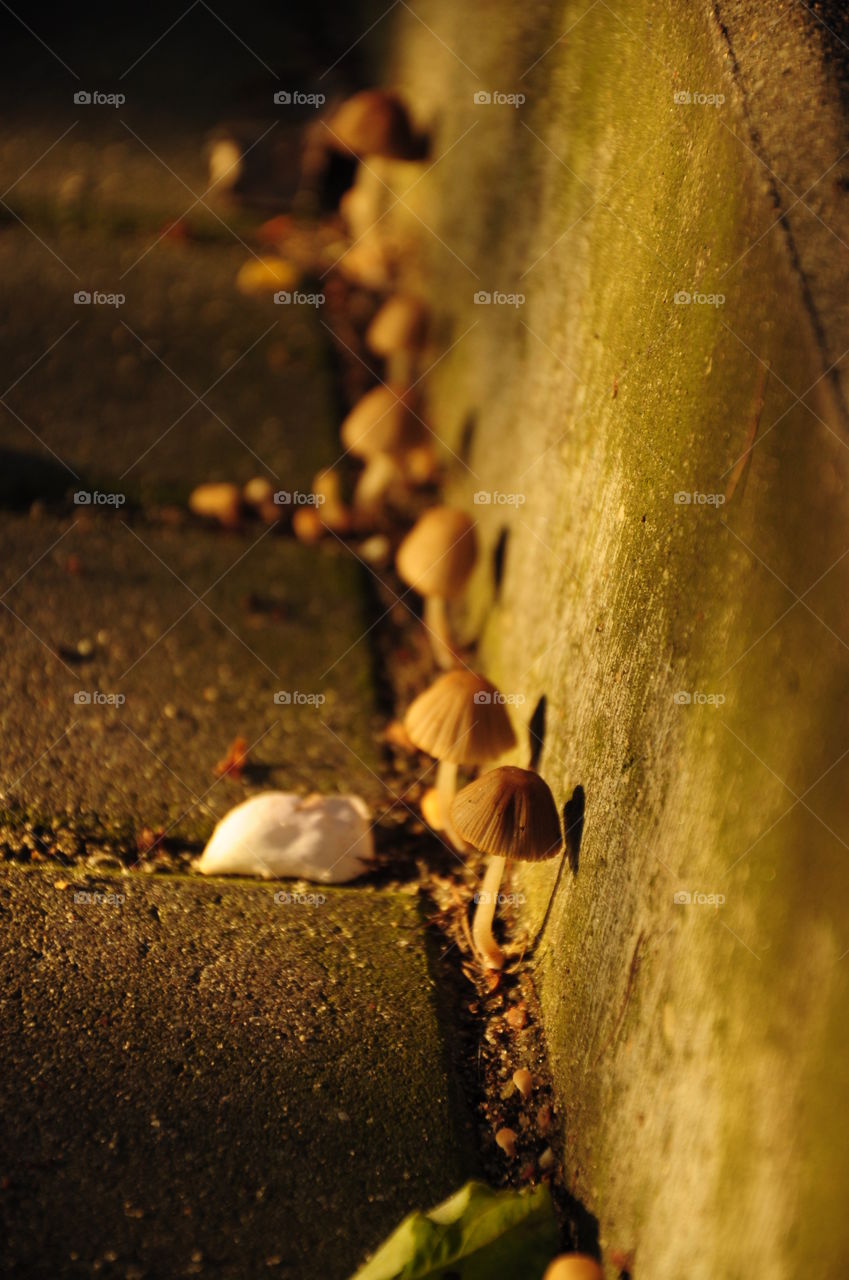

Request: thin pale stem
left=353, top=452, right=398, bottom=517
left=436, top=759, right=467, bottom=852
left=472, top=854, right=507, bottom=970
left=424, top=595, right=458, bottom=669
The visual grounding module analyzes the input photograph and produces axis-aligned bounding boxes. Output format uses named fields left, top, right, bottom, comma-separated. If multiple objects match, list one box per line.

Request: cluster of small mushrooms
left=323, top=91, right=564, bottom=972
left=196, top=91, right=566, bottom=969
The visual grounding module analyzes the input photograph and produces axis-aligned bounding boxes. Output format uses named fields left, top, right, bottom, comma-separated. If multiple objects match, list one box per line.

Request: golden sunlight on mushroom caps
left=404, top=670, right=516, bottom=851
left=326, top=89, right=426, bottom=161
left=366, top=295, right=428, bottom=357
left=396, top=507, right=478, bottom=668
left=341, top=385, right=426, bottom=519
left=542, top=1256, right=604, bottom=1280
left=450, top=765, right=561, bottom=969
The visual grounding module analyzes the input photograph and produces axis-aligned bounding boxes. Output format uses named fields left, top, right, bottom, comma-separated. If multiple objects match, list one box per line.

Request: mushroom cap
left=327, top=90, right=423, bottom=160
left=396, top=507, right=477, bottom=598
left=340, top=385, right=426, bottom=458
left=366, top=295, right=428, bottom=357
left=542, top=1257, right=605, bottom=1280
left=450, top=766, right=562, bottom=862
left=404, top=670, right=517, bottom=764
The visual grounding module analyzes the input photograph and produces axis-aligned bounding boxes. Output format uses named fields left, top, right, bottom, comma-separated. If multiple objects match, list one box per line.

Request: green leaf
left=349, top=1180, right=559, bottom=1280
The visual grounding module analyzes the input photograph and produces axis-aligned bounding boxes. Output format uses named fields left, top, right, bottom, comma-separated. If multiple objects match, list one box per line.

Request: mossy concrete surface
left=371, top=1, right=849, bottom=1276
left=0, top=865, right=477, bottom=1280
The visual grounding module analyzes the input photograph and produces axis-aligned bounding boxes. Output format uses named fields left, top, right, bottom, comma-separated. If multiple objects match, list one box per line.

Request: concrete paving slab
left=0, top=513, right=380, bottom=852
left=0, top=865, right=478, bottom=1280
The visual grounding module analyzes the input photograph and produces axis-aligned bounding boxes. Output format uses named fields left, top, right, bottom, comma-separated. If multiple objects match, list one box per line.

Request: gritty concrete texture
left=370, top=1, right=849, bottom=1277
left=0, top=228, right=338, bottom=510
left=0, top=513, right=379, bottom=850
left=0, top=865, right=478, bottom=1280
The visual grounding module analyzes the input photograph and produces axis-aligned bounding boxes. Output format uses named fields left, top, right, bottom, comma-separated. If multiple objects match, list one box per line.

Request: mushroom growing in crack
left=366, top=294, right=428, bottom=384
left=404, top=670, right=516, bottom=851
left=395, top=506, right=478, bottom=668
left=450, top=765, right=562, bottom=969
left=326, top=90, right=427, bottom=161
left=340, top=384, right=427, bottom=520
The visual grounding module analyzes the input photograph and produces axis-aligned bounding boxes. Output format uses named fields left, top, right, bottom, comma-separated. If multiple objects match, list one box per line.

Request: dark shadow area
left=563, top=784, right=586, bottom=878
left=458, top=411, right=477, bottom=465
left=0, top=449, right=77, bottom=509
left=528, top=693, right=547, bottom=771
left=492, top=524, right=509, bottom=599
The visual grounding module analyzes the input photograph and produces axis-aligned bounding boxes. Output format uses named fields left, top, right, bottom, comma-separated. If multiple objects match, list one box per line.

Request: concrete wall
left=365, top=2, right=849, bottom=1276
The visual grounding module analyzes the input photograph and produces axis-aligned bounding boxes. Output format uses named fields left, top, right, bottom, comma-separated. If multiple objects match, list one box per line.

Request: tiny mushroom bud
left=337, top=238, right=393, bottom=291
left=366, top=294, right=428, bottom=383
left=403, top=670, right=516, bottom=851
left=420, top=786, right=442, bottom=831
left=341, top=385, right=426, bottom=520
left=292, top=507, right=325, bottom=545
left=236, top=256, right=298, bottom=296
left=311, top=467, right=351, bottom=534
left=542, top=1257, right=604, bottom=1280
left=327, top=90, right=427, bottom=161
left=208, top=138, right=243, bottom=191
left=396, top=507, right=478, bottom=668
left=512, top=1067, right=533, bottom=1099
left=243, top=476, right=274, bottom=508
left=450, top=766, right=562, bottom=970
left=188, top=482, right=241, bottom=528
left=495, top=1127, right=518, bottom=1158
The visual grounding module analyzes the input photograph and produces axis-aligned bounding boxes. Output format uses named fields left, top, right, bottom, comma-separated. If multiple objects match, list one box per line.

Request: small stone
left=505, top=1003, right=528, bottom=1030
left=538, top=1146, right=556, bottom=1171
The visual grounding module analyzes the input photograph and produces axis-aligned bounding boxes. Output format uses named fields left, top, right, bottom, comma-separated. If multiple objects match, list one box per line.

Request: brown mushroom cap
left=366, top=295, right=428, bottom=357
left=450, top=766, right=562, bottom=862
left=327, top=90, right=424, bottom=160
left=396, top=507, right=477, bottom=598
left=340, top=385, right=426, bottom=458
left=404, top=670, right=517, bottom=765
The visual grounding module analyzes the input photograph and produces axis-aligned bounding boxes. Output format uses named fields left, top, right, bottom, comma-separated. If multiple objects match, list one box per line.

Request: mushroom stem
left=436, top=759, right=467, bottom=852
left=353, top=453, right=399, bottom=518
left=424, top=596, right=458, bottom=669
left=472, top=854, right=507, bottom=969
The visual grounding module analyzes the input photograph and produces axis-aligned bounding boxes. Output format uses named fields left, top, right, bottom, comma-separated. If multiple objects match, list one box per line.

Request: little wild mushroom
left=341, top=384, right=426, bottom=519
left=450, top=765, right=562, bottom=969
left=404, top=670, right=516, bottom=851
left=366, top=294, right=428, bottom=383
left=396, top=506, right=477, bottom=668
left=327, top=90, right=427, bottom=161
